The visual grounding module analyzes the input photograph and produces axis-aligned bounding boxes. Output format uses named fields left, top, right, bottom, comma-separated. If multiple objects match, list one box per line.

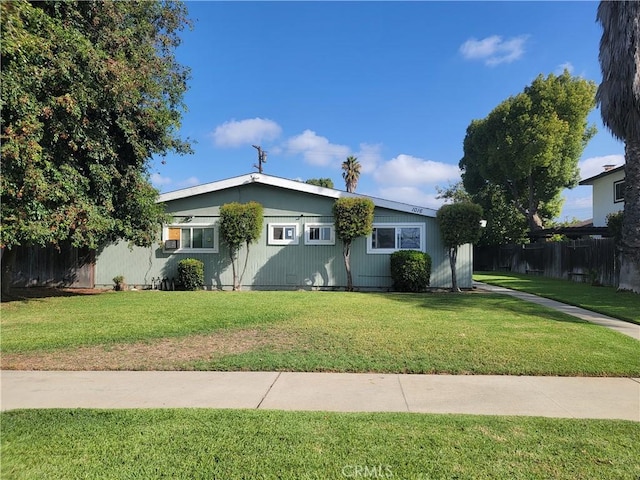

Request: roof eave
left=156, top=173, right=438, bottom=218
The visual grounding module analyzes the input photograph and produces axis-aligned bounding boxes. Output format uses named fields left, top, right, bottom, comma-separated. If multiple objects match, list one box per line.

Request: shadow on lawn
left=1, top=287, right=108, bottom=303
left=372, top=291, right=587, bottom=324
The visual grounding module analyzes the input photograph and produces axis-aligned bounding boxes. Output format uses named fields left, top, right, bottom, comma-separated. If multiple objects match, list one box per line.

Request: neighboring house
left=94, top=173, right=473, bottom=290
left=579, top=164, right=625, bottom=227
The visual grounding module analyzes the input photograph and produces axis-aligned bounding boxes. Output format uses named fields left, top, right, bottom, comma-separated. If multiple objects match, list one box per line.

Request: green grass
left=474, top=272, right=640, bottom=324
left=1, top=409, right=638, bottom=479
left=2, top=290, right=639, bottom=376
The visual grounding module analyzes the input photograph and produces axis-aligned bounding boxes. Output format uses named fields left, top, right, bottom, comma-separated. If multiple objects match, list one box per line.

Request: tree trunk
left=229, top=248, right=239, bottom=291
left=527, top=175, right=544, bottom=233
left=237, top=241, right=251, bottom=290
left=343, top=241, right=353, bottom=292
left=1, top=247, right=16, bottom=299
left=618, top=139, right=640, bottom=293
left=449, top=246, right=460, bottom=292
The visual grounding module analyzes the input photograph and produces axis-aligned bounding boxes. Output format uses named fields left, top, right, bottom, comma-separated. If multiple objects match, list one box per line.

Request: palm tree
left=342, top=156, right=361, bottom=193
left=596, top=1, right=640, bottom=293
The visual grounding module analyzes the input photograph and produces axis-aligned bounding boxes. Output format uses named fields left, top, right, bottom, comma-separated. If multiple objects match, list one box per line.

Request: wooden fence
left=8, top=243, right=95, bottom=288
left=474, top=238, right=619, bottom=287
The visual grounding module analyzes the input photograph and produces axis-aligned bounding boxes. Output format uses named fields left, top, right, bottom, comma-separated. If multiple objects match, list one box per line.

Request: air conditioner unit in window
left=164, top=240, right=179, bottom=250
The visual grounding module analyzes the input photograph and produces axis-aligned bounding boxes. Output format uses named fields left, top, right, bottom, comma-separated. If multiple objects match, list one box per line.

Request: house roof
left=157, top=173, right=438, bottom=218
left=579, top=165, right=625, bottom=185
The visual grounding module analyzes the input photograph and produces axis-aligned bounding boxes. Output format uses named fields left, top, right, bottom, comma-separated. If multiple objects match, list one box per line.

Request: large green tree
left=596, top=1, right=640, bottom=293
left=460, top=71, right=597, bottom=234
left=0, top=0, right=191, bottom=295
left=437, top=182, right=529, bottom=246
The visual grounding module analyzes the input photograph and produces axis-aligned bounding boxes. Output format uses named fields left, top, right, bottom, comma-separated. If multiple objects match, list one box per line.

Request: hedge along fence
left=390, top=250, right=432, bottom=292
left=177, top=258, right=205, bottom=290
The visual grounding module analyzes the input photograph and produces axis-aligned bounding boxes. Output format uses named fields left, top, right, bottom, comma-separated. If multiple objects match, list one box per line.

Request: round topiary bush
left=177, top=258, right=204, bottom=291
left=390, top=250, right=431, bottom=292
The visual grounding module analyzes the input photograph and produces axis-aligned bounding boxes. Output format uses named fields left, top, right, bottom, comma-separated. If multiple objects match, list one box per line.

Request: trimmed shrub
left=390, top=250, right=431, bottom=292
left=178, top=258, right=204, bottom=291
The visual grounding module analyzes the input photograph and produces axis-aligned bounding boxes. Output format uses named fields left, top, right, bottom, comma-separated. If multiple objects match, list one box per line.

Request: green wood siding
left=96, top=183, right=472, bottom=290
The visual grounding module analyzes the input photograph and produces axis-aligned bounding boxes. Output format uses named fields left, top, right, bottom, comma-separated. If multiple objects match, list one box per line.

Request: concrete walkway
left=473, top=282, right=640, bottom=340
left=2, top=284, right=638, bottom=420
left=1, top=371, right=639, bottom=420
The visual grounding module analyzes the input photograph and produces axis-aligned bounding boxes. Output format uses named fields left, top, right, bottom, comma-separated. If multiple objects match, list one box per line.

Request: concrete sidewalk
left=1, top=371, right=638, bottom=420
left=473, top=282, right=640, bottom=340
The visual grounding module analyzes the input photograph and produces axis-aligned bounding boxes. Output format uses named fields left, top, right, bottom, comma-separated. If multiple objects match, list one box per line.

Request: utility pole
left=252, top=145, right=267, bottom=173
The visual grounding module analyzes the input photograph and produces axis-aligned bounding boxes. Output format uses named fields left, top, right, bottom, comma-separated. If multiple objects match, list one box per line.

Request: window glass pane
left=192, top=228, right=203, bottom=248
left=399, top=227, right=420, bottom=249
left=203, top=228, right=215, bottom=248
left=181, top=228, right=191, bottom=249
left=273, top=227, right=284, bottom=240
left=309, top=227, right=320, bottom=240
left=373, top=228, right=395, bottom=249
left=320, top=227, right=331, bottom=241
left=284, top=227, right=295, bottom=239
left=615, top=181, right=625, bottom=202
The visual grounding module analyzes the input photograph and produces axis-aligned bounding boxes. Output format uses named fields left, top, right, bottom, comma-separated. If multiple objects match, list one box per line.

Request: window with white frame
left=163, top=225, right=218, bottom=253
left=304, top=223, right=335, bottom=245
left=614, top=180, right=625, bottom=203
left=268, top=223, right=299, bottom=245
left=367, top=223, right=425, bottom=254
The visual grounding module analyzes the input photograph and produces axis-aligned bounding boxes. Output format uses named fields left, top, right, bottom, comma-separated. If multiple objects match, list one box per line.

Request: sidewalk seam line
left=397, top=375, right=410, bottom=412
left=256, top=372, right=281, bottom=409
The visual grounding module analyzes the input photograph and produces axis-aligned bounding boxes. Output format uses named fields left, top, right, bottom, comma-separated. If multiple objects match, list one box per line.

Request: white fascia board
left=157, top=173, right=437, bottom=218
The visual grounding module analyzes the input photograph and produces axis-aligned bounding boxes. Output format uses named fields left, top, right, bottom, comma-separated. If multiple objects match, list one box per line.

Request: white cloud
left=354, top=143, right=383, bottom=174
left=579, top=154, right=624, bottom=181
left=559, top=188, right=593, bottom=222
left=372, top=154, right=461, bottom=187
left=377, top=186, right=443, bottom=210
left=212, top=118, right=282, bottom=147
left=556, top=61, right=574, bottom=74
left=177, top=176, right=200, bottom=188
left=151, top=172, right=172, bottom=187
left=459, top=35, right=528, bottom=66
left=285, top=129, right=351, bottom=166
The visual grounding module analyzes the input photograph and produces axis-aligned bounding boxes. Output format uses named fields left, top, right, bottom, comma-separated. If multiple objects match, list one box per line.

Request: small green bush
left=390, top=250, right=431, bottom=292
left=178, top=258, right=204, bottom=291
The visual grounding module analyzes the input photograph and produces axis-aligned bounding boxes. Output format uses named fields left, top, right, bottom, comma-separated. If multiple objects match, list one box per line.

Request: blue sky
left=151, top=1, right=625, bottom=222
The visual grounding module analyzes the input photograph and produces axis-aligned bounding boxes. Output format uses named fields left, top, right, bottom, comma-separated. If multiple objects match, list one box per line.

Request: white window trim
left=163, top=224, right=219, bottom=253
left=366, top=223, right=425, bottom=254
left=614, top=180, right=625, bottom=203
left=304, top=223, right=335, bottom=245
left=268, top=223, right=299, bottom=245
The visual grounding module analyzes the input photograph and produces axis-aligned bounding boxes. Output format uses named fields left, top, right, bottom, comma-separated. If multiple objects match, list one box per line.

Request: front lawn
left=474, top=272, right=640, bottom=323
left=2, top=291, right=638, bottom=376
left=2, top=409, right=638, bottom=480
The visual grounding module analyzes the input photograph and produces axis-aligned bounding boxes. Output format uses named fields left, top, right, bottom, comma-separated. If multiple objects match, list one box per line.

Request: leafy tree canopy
left=305, top=178, right=334, bottom=189
left=459, top=71, right=596, bottom=233
left=219, top=202, right=264, bottom=253
left=437, top=203, right=484, bottom=250
left=333, top=197, right=374, bottom=244
left=0, top=0, right=192, bottom=251
left=437, top=182, right=529, bottom=246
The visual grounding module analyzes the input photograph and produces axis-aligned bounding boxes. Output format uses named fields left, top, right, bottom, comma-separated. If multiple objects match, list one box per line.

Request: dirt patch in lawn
left=1, top=287, right=109, bottom=303
left=1, top=328, right=302, bottom=371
